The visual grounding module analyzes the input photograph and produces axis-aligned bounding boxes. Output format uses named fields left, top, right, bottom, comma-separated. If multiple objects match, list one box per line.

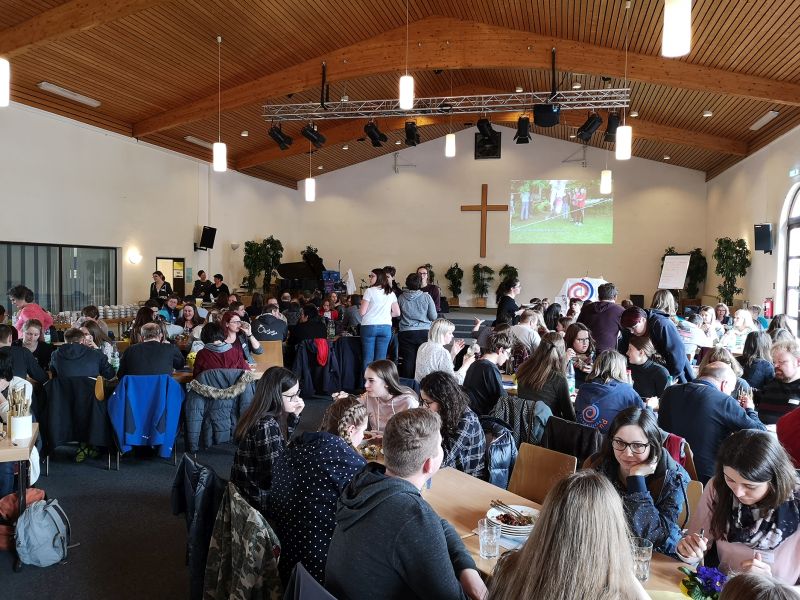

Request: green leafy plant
left=261, top=236, right=284, bottom=293
left=498, top=264, right=519, bottom=282
left=445, top=263, right=464, bottom=297
left=660, top=247, right=708, bottom=299
left=713, top=237, right=751, bottom=305
left=472, top=263, right=495, bottom=298
left=242, top=241, right=264, bottom=292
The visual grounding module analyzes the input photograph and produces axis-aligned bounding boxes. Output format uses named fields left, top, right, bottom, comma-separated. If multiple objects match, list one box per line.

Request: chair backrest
left=540, top=416, right=604, bottom=466
left=677, top=479, right=704, bottom=528
left=283, top=562, right=338, bottom=600
left=254, top=340, right=283, bottom=369
left=508, top=442, right=577, bottom=504
left=683, top=441, right=699, bottom=481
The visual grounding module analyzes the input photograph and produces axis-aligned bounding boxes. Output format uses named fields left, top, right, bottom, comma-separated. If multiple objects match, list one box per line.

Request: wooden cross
left=460, top=183, right=508, bottom=258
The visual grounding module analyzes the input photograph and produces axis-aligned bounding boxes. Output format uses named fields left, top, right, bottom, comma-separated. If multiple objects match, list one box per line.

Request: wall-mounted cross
left=460, top=183, right=508, bottom=258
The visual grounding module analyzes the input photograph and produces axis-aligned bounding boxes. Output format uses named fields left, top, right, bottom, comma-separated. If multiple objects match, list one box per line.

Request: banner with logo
left=554, top=277, right=608, bottom=309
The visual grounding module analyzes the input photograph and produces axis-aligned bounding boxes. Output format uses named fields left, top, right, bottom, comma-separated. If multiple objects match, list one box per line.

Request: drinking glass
left=478, top=518, right=501, bottom=559
left=631, top=537, right=653, bottom=582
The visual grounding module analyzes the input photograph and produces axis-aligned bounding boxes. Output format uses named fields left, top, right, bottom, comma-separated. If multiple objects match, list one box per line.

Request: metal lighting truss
left=263, top=88, right=629, bottom=122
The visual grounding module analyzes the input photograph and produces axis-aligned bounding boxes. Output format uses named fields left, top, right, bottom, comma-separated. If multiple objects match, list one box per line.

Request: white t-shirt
left=361, top=287, right=397, bottom=326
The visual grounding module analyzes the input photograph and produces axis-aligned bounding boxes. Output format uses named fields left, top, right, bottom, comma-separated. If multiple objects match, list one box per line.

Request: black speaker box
left=474, top=132, right=502, bottom=160
left=754, top=223, right=773, bottom=253
left=199, top=226, right=217, bottom=249
left=630, top=294, right=645, bottom=309
left=533, top=104, right=560, bottom=128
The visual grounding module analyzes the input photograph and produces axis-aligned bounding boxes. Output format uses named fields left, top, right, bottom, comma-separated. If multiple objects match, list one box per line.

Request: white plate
left=486, top=505, right=538, bottom=531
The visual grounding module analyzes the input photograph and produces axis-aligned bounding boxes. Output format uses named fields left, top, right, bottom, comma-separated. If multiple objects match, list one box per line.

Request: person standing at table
left=577, top=282, right=625, bottom=352
left=8, top=284, right=53, bottom=338
left=150, top=271, right=172, bottom=301
left=210, top=273, right=230, bottom=301
left=359, top=268, right=400, bottom=375
left=325, top=408, right=487, bottom=600
left=397, top=272, right=437, bottom=379
left=417, top=265, right=441, bottom=312
left=192, top=270, right=214, bottom=302
left=494, top=277, right=523, bottom=326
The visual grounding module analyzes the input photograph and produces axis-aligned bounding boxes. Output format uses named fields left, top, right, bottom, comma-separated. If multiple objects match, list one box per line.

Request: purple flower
left=695, top=566, right=727, bottom=596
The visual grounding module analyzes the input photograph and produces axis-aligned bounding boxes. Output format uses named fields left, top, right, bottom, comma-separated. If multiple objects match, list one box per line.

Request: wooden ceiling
left=4, top=0, right=800, bottom=188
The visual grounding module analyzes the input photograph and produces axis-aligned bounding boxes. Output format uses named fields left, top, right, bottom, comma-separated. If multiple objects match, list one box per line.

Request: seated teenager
left=754, top=340, right=800, bottom=424
left=325, top=408, right=487, bottom=600
left=585, top=406, right=689, bottom=555
left=419, top=371, right=485, bottom=478
left=620, top=305, right=693, bottom=383
left=564, top=323, right=595, bottom=387
left=230, top=367, right=304, bottom=515
left=698, top=304, right=726, bottom=341
left=117, top=323, right=184, bottom=377
left=71, top=304, right=111, bottom=335
left=575, top=349, right=645, bottom=433
left=175, top=303, right=204, bottom=334
left=192, top=322, right=251, bottom=377
left=720, top=309, right=759, bottom=353
left=677, top=430, right=800, bottom=585
left=221, top=309, right=262, bottom=364
left=158, top=294, right=181, bottom=324
left=740, top=331, right=775, bottom=390
left=515, top=332, right=575, bottom=421
left=488, top=470, right=650, bottom=600
left=252, top=301, right=289, bottom=342
left=49, top=327, right=115, bottom=379
left=288, top=304, right=327, bottom=348
left=415, top=318, right=474, bottom=384
left=15, top=318, right=53, bottom=372
left=0, top=324, right=46, bottom=384
left=510, top=309, right=542, bottom=354
left=719, top=573, right=799, bottom=600
left=626, top=336, right=670, bottom=402
left=268, top=395, right=367, bottom=584
left=82, top=319, right=114, bottom=362
left=463, top=329, right=514, bottom=415
left=358, top=359, right=418, bottom=432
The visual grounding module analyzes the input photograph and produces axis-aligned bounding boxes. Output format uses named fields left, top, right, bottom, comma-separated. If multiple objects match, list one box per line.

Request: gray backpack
left=15, top=499, right=71, bottom=567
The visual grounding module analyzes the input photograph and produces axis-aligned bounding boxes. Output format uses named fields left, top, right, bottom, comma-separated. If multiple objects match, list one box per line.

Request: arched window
left=784, top=188, right=800, bottom=335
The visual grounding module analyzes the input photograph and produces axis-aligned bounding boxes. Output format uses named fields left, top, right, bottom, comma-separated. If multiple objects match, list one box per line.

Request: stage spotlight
left=533, top=103, right=560, bottom=127
left=476, top=118, right=496, bottom=138
left=364, top=121, right=388, bottom=147
left=300, top=123, right=326, bottom=148
left=603, top=113, right=620, bottom=143
left=514, top=116, right=531, bottom=144
left=404, top=121, right=420, bottom=146
left=576, top=113, right=603, bottom=142
left=268, top=124, right=293, bottom=150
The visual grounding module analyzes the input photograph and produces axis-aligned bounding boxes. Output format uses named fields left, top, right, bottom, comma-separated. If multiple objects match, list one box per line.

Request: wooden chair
left=507, top=443, right=577, bottom=504
left=683, top=442, right=699, bottom=481
left=678, top=479, right=704, bottom=528
left=255, top=340, right=284, bottom=369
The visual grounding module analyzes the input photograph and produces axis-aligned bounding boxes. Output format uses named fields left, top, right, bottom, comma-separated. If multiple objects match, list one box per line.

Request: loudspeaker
left=533, top=104, right=560, bottom=128
left=630, top=294, right=645, bottom=309
left=754, top=223, right=773, bottom=253
left=474, top=132, right=502, bottom=160
left=195, top=226, right=217, bottom=251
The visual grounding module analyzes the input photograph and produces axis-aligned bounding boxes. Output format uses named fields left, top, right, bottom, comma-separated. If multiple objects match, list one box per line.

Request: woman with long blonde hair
left=489, top=470, right=649, bottom=600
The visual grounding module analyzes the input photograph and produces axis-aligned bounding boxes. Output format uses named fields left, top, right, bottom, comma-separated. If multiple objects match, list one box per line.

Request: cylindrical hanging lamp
left=600, top=169, right=613, bottom=194
left=662, top=0, right=692, bottom=57
left=615, top=126, right=632, bottom=160
left=445, top=133, right=456, bottom=157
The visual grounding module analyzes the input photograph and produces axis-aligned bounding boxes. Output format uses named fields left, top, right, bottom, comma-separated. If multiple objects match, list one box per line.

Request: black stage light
left=576, top=113, right=603, bottom=142
left=268, top=124, right=293, bottom=150
left=533, top=103, right=560, bottom=127
left=300, top=123, right=326, bottom=148
left=476, top=118, right=496, bottom=138
left=514, top=116, right=531, bottom=144
left=364, top=122, right=388, bottom=147
left=604, top=113, right=620, bottom=143
left=404, top=121, right=420, bottom=146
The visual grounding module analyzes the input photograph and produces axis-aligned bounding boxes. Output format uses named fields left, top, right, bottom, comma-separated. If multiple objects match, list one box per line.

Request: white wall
left=0, top=104, right=709, bottom=307
left=705, top=125, right=800, bottom=311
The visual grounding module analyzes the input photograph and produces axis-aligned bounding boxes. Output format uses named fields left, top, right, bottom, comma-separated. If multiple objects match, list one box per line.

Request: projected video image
left=508, top=179, right=613, bottom=244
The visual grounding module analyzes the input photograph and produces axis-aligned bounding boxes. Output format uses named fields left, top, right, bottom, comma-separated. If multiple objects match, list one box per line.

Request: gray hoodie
left=397, top=290, right=438, bottom=332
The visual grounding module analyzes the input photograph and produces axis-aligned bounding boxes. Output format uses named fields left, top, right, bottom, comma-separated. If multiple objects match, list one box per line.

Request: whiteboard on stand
left=658, top=255, right=691, bottom=290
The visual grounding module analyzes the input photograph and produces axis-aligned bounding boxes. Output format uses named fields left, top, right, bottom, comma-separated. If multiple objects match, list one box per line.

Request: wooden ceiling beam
left=134, top=16, right=800, bottom=138
left=0, top=0, right=169, bottom=58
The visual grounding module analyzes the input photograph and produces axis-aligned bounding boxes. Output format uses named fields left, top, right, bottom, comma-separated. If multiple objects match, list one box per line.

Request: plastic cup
left=631, top=537, right=653, bottom=581
left=478, top=518, right=501, bottom=559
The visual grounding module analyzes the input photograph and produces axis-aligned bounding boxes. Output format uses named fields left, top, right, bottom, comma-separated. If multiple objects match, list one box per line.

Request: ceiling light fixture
left=569, top=132, right=577, bottom=139
left=604, top=113, right=620, bottom=142
left=269, top=124, right=294, bottom=150
left=395, top=139, right=402, bottom=145
left=750, top=110, right=779, bottom=131
left=184, top=135, right=214, bottom=149
left=476, top=118, right=497, bottom=138
left=572, top=82, right=582, bottom=90
left=301, top=122, right=326, bottom=147
left=404, top=121, right=420, bottom=145
left=576, top=112, right=604, bottom=142
left=514, top=116, right=531, bottom=144
left=663, top=155, right=671, bottom=160
left=600, top=168, right=613, bottom=194
left=364, top=121, right=388, bottom=147
left=515, top=86, right=523, bottom=93
left=240, top=130, right=249, bottom=137
left=342, top=144, right=349, bottom=150
left=0, top=58, right=9, bottom=107
left=702, top=110, right=713, bottom=118
left=305, top=144, right=315, bottom=202
left=36, top=81, right=100, bottom=108
left=616, top=2, right=633, bottom=160
left=398, top=0, right=414, bottom=110
left=629, top=110, right=639, bottom=117
left=445, top=72, right=455, bottom=157
left=662, top=0, right=692, bottom=58
left=212, top=36, right=227, bottom=172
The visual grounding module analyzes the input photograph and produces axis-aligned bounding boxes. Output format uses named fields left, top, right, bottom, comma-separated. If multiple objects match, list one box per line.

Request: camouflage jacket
left=204, top=483, right=282, bottom=600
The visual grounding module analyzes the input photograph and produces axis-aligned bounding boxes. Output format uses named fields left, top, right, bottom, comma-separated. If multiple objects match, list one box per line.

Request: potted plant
left=261, top=236, right=284, bottom=294
left=498, top=264, right=519, bottom=282
left=660, top=247, right=707, bottom=300
left=472, top=263, right=495, bottom=308
left=445, top=263, right=464, bottom=306
left=713, top=237, right=751, bottom=306
left=242, top=240, right=263, bottom=293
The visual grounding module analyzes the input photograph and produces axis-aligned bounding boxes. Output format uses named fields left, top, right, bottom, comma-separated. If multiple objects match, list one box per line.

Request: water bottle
left=43, top=329, right=51, bottom=344
left=566, top=359, right=576, bottom=397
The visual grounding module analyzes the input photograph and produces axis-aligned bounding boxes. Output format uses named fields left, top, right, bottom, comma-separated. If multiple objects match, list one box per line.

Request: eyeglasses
left=418, top=271, right=428, bottom=276
left=282, top=391, right=301, bottom=402
left=229, top=319, right=241, bottom=324
left=575, top=336, right=590, bottom=342
left=611, top=438, right=650, bottom=454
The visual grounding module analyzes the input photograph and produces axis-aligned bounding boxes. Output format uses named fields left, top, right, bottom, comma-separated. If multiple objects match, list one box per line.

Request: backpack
left=15, top=499, right=71, bottom=567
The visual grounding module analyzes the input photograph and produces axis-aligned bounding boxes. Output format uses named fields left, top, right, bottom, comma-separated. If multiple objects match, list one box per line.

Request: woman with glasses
left=231, top=366, right=305, bottom=515
left=220, top=309, right=262, bottom=365
left=192, top=322, right=251, bottom=377
left=564, top=322, right=596, bottom=388
left=359, top=268, right=400, bottom=375
left=585, top=406, right=689, bottom=555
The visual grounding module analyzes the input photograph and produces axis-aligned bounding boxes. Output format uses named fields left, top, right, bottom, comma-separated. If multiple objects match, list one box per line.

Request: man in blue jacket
left=657, top=362, right=765, bottom=483
left=619, top=306, right=693, bottom=383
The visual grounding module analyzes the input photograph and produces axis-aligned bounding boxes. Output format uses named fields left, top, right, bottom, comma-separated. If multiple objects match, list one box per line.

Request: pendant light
left=212, top=36, right=227, bottom=172
left=444, top=71, right=455, bottom=157
left=600, top=143, right=613, bottom=194
left=662, top=0, right=692, bottom=57
left=398, top=0, right=414, bottom=110
left=0, top=58, right=9, bottom=107
left=304, top=143, right=316, bottom=202
left=616, top=2, right=632, bottom=161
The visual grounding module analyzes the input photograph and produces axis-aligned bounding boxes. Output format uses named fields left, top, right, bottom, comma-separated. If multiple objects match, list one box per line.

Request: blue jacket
left=619, top=310, right=693, bottom=383
left=108, top=374, right=184, bottom=457
left=741, top=358, right=775, bottom=390
left=575, top=379, right=644, bottom=433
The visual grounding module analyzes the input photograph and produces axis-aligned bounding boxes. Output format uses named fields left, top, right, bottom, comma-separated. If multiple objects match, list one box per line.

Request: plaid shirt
left=443, top=407, right=486, bottom=478
left=231, top=414, right=299, bottom=514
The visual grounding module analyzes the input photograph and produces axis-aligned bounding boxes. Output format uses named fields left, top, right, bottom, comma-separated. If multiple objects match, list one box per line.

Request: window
left=785, top=190, right=800, bottom=335
left=1, top=242, right=117, bottom=316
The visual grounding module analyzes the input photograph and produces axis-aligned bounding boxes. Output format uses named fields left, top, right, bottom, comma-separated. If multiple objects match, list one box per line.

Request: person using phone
left=584, top=406, right=690, bottom=555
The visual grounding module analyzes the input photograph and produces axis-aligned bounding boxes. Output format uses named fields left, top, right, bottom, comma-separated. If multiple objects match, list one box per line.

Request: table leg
left=12, top=459, right=28, bottom=572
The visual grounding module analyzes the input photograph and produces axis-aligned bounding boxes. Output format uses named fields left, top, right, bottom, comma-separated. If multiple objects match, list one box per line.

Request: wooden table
left=422, top=467, right=684, bottom=592
left=501, top=373, right=517, bottom=396
left=0, top=423, right=39, bottom=572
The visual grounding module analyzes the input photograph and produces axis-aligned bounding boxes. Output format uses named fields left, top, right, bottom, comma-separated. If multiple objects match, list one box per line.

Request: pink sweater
left=15, top=303, right=53, bottom=337
left=359, top=392, right=419, bottom=432
left=685, top=479, right=800, bottom=585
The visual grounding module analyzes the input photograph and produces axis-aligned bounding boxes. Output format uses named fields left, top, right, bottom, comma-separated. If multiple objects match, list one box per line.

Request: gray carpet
left=1, top=395, right=332, bottom=600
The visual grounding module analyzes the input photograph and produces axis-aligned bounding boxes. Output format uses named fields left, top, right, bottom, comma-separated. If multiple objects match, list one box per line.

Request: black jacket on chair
left=540, top=416, right=604, bottom=467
